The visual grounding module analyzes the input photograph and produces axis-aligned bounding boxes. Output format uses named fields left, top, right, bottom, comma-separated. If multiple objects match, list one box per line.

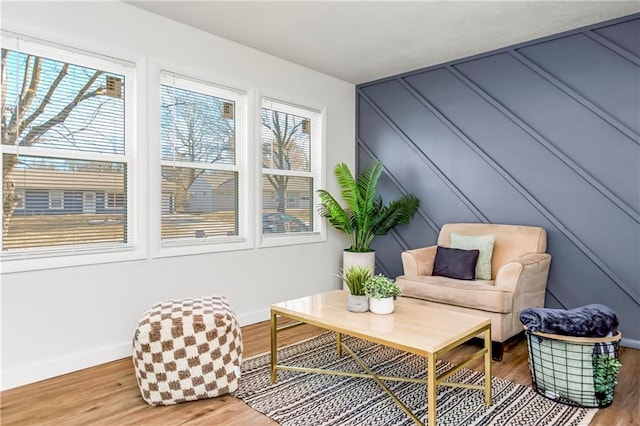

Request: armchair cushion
left=433, top=246, right=479, bottom=280
left=450, top=233, right=495, bottom=280
left=397, top=275, right=511, bottom=313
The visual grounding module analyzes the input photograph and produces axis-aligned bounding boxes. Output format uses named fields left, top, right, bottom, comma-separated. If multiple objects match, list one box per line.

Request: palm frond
left=371, top=194, right=420, bottom=236
left=317, top=189, right=354, bottom=235
left=333, top=163, right=359, bottom=213
left=356, top=161, right=383, bottom=211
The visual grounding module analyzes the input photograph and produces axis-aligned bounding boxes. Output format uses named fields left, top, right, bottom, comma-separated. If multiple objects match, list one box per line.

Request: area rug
left=234, top=332, right=598, bottom=426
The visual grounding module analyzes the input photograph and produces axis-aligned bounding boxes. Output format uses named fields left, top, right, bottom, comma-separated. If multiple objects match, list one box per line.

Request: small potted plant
left=364, top=274, right=401, bottom=315
left=340, top=265, right=373, bottom=313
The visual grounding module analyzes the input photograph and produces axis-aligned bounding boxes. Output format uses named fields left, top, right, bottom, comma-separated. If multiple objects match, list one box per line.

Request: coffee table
left=270, top=290, right=492, bottom=426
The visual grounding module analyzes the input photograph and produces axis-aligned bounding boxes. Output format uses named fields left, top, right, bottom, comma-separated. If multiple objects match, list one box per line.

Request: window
left=160, top=73, right=245, bottom=244
left=0, top=36, right=135, bottom=257
left=261, top=99, right=321, bottom=237
left=49, top=190, right=64, bottom=209
left=106, top=192, right=125, bottom=209
left=15, top=189, right=25, bottom=210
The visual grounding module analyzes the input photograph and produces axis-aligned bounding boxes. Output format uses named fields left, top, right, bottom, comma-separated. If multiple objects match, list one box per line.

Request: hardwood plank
left=1, top=319, right=638, bottom=425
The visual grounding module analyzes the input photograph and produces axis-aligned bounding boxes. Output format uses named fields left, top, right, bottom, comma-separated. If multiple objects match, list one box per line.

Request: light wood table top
left=271, top=290, right=491, bottom=356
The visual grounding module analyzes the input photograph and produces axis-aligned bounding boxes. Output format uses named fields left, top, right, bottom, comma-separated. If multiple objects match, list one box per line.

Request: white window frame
left=259, top=96, right=326, bottom=248
left=48, top=190, right=64, bottom=210
left=0, top=34, right=141, bottom=273
left=155, top=71, right=250, bottom=257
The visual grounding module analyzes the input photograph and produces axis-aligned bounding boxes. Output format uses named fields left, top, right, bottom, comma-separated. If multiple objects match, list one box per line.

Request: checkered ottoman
left=132, top=296, right=243, bottom=406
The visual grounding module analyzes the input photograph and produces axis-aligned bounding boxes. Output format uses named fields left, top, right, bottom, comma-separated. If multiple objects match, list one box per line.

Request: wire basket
left=525, top=329, right=622, bottom=408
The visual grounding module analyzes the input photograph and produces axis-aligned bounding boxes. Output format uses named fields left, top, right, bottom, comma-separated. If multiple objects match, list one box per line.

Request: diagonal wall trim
left=509, top=50, right=640, bottom=145
left=375, top=258, right=392, bottom=278
left=358, top=143, right=426, bottom=278
left=364, top=132, right=571, bottom=305
left=448, top=65, right=640, bottom=224
left=357, top=13, right=640, bottom=343
left=399, top=73, right=640, bottom=306
left=358, top=91, right=489, bottom=223
left=358, top=140, right=440, bottom=236
left=394, top=77, right=586, bottom=308
left=583, top=30, right=640, bottom=67
left=545, top=292, right=568, bottom=310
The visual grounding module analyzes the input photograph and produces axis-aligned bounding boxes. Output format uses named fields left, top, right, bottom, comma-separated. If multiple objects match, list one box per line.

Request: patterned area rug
left=235, top=332, right=597, bottom=426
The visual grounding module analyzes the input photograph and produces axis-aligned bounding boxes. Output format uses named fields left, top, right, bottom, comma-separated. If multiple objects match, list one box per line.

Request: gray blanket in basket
left=520, top=304, right=618, bottom=337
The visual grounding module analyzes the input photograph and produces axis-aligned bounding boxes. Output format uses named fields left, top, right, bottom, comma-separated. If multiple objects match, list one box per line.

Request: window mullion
left=1, top=145, right=128, bottom=164
left=160, top=160, right=239, bottom=173
left=261, top=168, right=313, bottom=178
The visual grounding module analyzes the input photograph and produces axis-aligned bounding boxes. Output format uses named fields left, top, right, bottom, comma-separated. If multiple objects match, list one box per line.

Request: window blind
left=159, top=72, right=245, bottom=243
left=261, top=99, right=319, bottom=235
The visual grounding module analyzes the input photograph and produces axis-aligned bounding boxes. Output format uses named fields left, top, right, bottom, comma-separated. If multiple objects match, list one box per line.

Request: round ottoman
left=132, top=296, right=243, bottom=406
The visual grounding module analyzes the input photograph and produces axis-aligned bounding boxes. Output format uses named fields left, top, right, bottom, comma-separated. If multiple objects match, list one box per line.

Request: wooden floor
left=1, top=319, right=639, bottom=426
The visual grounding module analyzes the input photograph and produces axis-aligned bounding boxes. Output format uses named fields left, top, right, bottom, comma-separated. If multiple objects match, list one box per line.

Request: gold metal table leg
left=427, top=353, right=437, bottom=426
left=484, top=326, right=492, bottom=406
left=270, top=311, right=277, bottom=383
left=336, top=332, right=342, bottom=357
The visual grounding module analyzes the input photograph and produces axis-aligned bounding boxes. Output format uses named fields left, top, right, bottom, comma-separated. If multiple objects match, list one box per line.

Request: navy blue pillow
left=433, top=246, right=480, bottom=280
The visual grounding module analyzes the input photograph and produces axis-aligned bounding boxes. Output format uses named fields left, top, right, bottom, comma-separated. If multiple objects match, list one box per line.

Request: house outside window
left=261, top=99, right=321, bottom=237
left=160, top=72, right=246, bottom=245
left=0, top=36, right=135, bottom=257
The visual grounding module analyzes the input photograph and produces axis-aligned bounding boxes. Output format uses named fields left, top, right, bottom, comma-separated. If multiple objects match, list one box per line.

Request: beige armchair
left=397, top=223, right=551, bottom=360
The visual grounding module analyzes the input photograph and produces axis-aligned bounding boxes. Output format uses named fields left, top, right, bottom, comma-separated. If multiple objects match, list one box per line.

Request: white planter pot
left=369, top=297, right=394, bottom=315
left=342, top=250, right=375, bottom=291
left=346, top=294, right=369, bottom=313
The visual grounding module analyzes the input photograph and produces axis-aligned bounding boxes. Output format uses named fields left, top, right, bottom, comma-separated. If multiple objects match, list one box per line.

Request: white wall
left=0, top=2, right=354, bottom=390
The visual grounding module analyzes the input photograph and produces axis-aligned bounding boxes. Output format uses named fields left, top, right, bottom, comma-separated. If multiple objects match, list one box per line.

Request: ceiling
left=127, top=1, right=640, bottom=84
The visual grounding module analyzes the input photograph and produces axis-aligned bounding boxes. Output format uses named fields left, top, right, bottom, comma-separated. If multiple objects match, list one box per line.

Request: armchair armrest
left=495, top=253, right=552, bottom=296
left=401, top=245, right=438, bottom=276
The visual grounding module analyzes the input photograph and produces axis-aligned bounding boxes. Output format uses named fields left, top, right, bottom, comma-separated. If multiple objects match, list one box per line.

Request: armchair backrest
left=437, top=223, right=547, bottom=280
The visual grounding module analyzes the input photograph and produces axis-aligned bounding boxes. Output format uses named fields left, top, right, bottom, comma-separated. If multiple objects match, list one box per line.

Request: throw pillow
left=450, top=233, right=495, bottom=280
left=432, top=246, right=479, bottom=280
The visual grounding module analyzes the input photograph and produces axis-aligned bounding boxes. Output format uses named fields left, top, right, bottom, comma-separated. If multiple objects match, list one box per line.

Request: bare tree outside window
left=261, top=108, right=310, bottom=213
left=159, top=76, right=243, bottom=241
left=160, top=84, right=235, bottom=212
left=260, top=101, right=318, bottom=236
left=1, top=44, right=129, bottom=250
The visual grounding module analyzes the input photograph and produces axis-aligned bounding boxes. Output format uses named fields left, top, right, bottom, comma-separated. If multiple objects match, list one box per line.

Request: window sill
left=0, top=245, right=145, bottom=274
left=155, top=237, right=253, bottom=258
left=259, top=231, right=326, bottom=249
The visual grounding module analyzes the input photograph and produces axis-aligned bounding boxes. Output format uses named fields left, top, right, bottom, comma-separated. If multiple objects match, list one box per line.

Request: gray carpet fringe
left=235, top=333, right=597, bottom=426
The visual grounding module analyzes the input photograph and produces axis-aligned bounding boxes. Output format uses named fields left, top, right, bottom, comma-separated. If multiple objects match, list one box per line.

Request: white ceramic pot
left=369, top=297, right=394, bottom=315
left=346, top=294, right=369, bottom=313
left=342, top=250, right=375, bottom=291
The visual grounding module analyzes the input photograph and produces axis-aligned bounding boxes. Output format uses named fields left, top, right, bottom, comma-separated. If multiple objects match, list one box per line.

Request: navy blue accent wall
left=356, top=15, right=640, bottom=344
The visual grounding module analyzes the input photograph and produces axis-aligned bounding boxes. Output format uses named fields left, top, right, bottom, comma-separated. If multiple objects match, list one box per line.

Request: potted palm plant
left=364, top=274, right=401, bottom=315
left=317, top=160, right=420, bottom=275
left=340, top=265, right=373, bottom=312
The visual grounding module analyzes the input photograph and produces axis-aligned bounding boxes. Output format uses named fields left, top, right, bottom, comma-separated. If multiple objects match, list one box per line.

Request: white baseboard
left=1, top=309, right=271, bottom=392
left=1, top=342, right=131, bottom=391
left=621, top=337, right=640, bottom=349
left=237, top=308, right=270, bottom=327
